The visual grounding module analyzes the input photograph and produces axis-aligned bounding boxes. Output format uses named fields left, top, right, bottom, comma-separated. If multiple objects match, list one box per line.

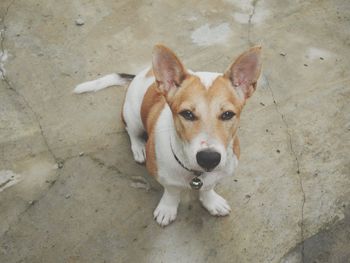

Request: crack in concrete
left=3, top=71, right=61, bottom=165
left=0, top=153, right=83, bottom=242
left=0, top=1, right=66, bottom=240
left=0, top=178, right=11, bottom=189
left=0, top=0, right=61, bottom=165
left=0, top=0, right=15, bottom=79
left=87, top=154, right=125, bottom=176
left=1, top=177, right=55, bottom=242
left=264, top=74, right=306, bottom=263
left=247, top=0, right=258, bottom=45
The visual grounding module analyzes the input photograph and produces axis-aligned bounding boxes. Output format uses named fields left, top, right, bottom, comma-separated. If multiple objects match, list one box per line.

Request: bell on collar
left=190, top=177, right=203, bottom=190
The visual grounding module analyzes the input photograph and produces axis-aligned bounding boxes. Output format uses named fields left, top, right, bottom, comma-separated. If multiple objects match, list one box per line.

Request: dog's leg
left=199, top=188, right=231, bottom=216
left=125, top=126, right=146, bottom=163
left=153, top=186, right=181, bottom=227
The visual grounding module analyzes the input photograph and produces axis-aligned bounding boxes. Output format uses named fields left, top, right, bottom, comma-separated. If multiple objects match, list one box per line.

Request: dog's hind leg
left=122, top=67, right=155, bottom=164
left=125, top=125, right=146, bottom=164
left=122, top=88, right=148, bottom=164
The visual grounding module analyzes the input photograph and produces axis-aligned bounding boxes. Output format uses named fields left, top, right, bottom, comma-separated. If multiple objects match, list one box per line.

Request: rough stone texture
left=0, top=0, right=349, bottom=262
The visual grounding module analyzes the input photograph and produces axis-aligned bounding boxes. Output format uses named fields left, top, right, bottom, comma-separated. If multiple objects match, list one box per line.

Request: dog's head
left=152, top=45, right=262, bottom=172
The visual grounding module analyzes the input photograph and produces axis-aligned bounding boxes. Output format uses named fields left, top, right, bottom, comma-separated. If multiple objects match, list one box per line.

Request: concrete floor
left=0, top=0, right=349, bottom=262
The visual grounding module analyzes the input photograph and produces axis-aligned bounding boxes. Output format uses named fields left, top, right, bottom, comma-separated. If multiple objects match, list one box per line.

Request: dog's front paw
left=153, top=203, right=177, bottom=227
left=131, top=142, right=146, bottom=163
left=200, top=190, right=231, bottom=216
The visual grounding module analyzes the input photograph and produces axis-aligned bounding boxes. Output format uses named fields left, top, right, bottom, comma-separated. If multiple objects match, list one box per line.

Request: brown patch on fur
left=141, top=83, right=166, bottom=132
left=141, top=83, right=166, bottom=176
left=146, top=131, right=158, bottom=176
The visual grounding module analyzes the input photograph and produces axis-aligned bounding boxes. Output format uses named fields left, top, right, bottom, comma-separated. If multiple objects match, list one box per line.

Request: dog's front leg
left=153, top=186, right=181, bottom=227
left=199, top=188, right=231, bottom=216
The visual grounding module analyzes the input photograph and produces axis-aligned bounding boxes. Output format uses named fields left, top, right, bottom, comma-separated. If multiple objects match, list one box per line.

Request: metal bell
left=190, top=177, right=203, bottom=190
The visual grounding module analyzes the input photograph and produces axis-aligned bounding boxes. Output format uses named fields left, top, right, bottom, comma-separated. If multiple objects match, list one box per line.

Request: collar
left=170, top=141, right=202, bottom=176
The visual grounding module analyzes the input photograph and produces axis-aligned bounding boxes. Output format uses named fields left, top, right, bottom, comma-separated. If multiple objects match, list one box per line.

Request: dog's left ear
left=224, top=46, right=262, bottom=100
left=152, top=44, right=187, bottom=97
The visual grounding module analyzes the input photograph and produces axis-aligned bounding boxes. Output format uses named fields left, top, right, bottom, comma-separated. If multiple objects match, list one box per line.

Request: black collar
left=170, top=141, right=202, bottom=176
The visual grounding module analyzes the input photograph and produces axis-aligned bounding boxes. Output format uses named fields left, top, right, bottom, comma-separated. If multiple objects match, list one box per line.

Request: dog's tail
left=73, top=73, right=135, bottom=94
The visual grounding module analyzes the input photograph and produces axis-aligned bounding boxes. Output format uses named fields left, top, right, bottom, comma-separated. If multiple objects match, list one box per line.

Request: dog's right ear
left=152, top=44, right=187, bottom=96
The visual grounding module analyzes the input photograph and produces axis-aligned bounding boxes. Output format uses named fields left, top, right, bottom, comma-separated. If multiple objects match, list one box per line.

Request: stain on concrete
left=282, top=206, right=350, bottom=263
left=305, top=47, right=333, bottom=60
left=191, top=23, right=231, bottom=46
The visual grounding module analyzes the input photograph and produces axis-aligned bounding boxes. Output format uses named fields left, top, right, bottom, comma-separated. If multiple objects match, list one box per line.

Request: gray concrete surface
left=0, top=0, right=349, bottom=262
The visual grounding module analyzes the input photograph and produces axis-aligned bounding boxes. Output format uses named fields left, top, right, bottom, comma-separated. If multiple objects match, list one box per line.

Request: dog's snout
left=196, top=150, right=221, bottom=171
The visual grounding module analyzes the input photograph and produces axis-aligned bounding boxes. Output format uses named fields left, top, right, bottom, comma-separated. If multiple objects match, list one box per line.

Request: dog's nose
left=196, top=150, right=221, bottom=171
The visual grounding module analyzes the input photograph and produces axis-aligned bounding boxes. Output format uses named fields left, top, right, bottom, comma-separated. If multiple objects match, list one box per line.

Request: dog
left=74, top=44, right=262, bottom=226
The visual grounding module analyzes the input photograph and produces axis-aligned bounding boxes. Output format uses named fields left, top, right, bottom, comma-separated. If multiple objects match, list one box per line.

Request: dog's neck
left=170, top=129, right=189, bottom=167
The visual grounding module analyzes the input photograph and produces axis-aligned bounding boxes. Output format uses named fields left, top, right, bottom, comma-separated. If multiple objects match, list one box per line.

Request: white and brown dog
left=74, top=44, right=262, bottom=226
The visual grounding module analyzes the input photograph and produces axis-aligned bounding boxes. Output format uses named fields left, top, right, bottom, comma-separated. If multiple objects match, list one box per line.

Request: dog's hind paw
left=131, top=142, right=146, bottom=163
left=200, top=189, right=231, bottom=216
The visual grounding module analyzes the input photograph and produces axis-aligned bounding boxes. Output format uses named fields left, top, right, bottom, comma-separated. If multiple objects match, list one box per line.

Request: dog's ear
left=152, top=44, right=187, bottom=96
left=224, top=46, right=262, bottom=100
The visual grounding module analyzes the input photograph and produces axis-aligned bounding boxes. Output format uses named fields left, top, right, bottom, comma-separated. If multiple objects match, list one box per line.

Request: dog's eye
left=220, top=111, right=235, bottom=121
left=179, top=110, right=197, bottom=121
